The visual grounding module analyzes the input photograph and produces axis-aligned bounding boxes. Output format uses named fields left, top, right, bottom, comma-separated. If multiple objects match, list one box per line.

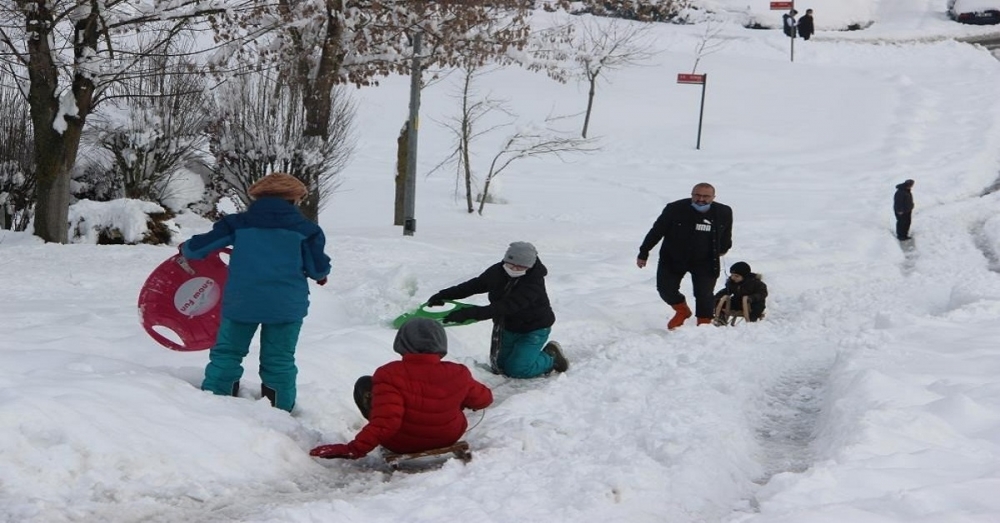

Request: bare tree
left=207, top=69, right=356, bottom=218
left=211, top=2, right=575, bottom=223
left=691, top=19, right=726, bottom=73
left=476, top=118, right=599, bottom=215
left=428, top=66, right=516, bottom=214
left=572, top=17, right=657, bottom=138
left=0, top=0, right=233, bottom=243
left=430, top=67, right=599, bottom=215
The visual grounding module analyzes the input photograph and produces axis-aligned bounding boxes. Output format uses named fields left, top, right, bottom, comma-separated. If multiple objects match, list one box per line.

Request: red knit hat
left=248, top=173, right=307, bottom=201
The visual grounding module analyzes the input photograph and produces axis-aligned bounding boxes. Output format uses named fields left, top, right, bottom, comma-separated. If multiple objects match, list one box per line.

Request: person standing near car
left=637, top=183, right=733, bottom=330
left=894, top=179, right=915, bottom=241
left=798, top=9, right=815, bottom=40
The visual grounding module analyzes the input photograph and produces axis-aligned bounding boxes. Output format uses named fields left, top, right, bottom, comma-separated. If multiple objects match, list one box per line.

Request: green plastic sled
left=391, top=300, right=478, bottom=329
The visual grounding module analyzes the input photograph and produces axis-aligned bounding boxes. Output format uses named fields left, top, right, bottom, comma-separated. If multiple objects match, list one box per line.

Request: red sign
left=770, top=1, right=793, bottom=9
left=677, top=73, right=706, bottom=85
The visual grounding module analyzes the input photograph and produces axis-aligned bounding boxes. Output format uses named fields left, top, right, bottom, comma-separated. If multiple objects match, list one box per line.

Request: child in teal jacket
left=181, top=173, right=331, bottom=411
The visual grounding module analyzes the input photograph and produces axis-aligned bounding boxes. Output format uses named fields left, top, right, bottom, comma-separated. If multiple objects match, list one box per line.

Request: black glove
left=444, top=307, right=481, bottom=324
left=426, top=293, right=445, bottom=307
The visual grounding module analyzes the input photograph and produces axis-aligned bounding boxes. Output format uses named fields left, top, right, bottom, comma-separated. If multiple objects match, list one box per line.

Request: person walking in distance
left=798, top=9, right=815, bottom=40
left=782, top=9, right=798, bottom=38
left=894, top=179, right=915, bottom=241
left=637, top=183, right=733, bottom=329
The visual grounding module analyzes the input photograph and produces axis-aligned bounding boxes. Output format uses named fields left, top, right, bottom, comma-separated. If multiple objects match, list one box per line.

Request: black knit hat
left=393, top=317, right=447, bottom=356
left=730, top=262, right=752, bottom=277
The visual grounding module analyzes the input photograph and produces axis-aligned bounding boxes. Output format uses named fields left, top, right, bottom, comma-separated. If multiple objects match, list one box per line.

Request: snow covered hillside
left=2, top=2, right=1000, bottom=522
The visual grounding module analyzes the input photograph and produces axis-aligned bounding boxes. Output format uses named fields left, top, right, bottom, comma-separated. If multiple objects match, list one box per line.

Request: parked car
left=948, top=0, right=1000, bottom=24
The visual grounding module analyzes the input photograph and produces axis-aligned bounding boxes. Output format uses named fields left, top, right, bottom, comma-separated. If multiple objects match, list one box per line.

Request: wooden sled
left=382, top=440, right=472, bottom=471
left=713, top=295, right=758, bottom=326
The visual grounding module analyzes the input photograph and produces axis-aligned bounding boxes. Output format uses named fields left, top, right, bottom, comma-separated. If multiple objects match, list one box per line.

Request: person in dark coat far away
left=798, top=9, right=815, bottom=40
left=309, top=318, right=493, bottom=459
left=427, top=242, right=568, bottom=378
left=637, top=182, right=734, bottom=330
left=782, top=9, right=798, bottom=37
left=894, top=179, right=915, bottom=241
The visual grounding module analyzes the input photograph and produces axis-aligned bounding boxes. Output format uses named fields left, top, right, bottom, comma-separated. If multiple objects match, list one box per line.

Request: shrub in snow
left=570, top=0, right=696, bottom=23
left=207, top=70, right=355, bottom=222
left=0, top=85, right=35, bottom=231
left=80, top=54, right=211, bottom=211
left=68, top=199, right=178, bottom=245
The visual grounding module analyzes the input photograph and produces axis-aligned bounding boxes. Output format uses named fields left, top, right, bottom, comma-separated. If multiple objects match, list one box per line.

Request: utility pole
left=403, top=32, right=422, bottom=236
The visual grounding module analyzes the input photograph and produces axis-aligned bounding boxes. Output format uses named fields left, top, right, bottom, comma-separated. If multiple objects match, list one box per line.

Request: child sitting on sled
left=713, top=261, right=768, bottom=323
left=310, top=318, right=493, bottom=460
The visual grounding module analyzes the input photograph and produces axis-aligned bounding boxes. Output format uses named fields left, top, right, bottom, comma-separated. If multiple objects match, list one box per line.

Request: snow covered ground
left=2, top=1, right=1000, bottom=522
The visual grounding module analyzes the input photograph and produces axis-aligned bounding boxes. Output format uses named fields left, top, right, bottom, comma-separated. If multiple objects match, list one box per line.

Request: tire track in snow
left=750, top=363, right=828, bottom=488
left=970, top=219, right=1000, bottom=273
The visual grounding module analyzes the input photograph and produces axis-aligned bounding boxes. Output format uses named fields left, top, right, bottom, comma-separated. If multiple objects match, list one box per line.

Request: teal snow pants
left=202, top=318, right=303, bottom=412
left=497, top=327, right=554, bottom=379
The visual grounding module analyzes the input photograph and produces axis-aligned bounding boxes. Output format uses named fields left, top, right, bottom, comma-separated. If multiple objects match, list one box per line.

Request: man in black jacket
left=637, top=183, right=733, bottom=329
left=894, top=179, right=915, bottom=241
left=798, top=9, right=815, bottom=40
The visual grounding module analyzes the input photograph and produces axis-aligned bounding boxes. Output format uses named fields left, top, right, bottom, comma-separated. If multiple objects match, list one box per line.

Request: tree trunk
left=477, top=175, right=493, bottom=215
left=303, top=2, right=344, bottom=141
left=394, top=121, right=408, bottom=225
left=296, top=0, right=345, bottom=223
left=300, top=170, right=321, bottom=223
left=582, top=75, right=597, bottom=139
left=462, top=143, right=474, bottom=214
left=28, top=4, right=98, bottom=243
left=460, top=72, right=474, bottom=213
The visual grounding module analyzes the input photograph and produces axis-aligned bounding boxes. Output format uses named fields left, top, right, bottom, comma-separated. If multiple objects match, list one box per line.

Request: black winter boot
left=261, top=384, right=276, bottom=407
left=543, top=341, right=569, bottom=373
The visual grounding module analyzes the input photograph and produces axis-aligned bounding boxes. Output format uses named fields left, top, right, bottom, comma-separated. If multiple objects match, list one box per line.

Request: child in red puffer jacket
left=310, top=318, right=493, bottom=459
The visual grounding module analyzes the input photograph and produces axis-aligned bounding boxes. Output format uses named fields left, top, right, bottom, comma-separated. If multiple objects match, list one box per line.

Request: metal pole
left=403, top=32, right=422, bottom=236
left=696, top=74, right=707, bottom=150
left=791, top=30, right=795, bottom=62
left=790, top=14, right=796, bottom=63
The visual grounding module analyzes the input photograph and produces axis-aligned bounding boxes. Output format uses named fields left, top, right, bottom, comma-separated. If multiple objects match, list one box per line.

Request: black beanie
left=730, top=262, right=752, bottom=277
left=393, top=317, right=447, bottom=356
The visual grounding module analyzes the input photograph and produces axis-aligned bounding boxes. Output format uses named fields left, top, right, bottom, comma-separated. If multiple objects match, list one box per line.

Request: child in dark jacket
left=425, top=242, right=568, bottom=379
left=310, top=318, right=493, bottom=459
left=714, top=262, right=768, bottom=322
left=181, top=173, right=331, bottom=412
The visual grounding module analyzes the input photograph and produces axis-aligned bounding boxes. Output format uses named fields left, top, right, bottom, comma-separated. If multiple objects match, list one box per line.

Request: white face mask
left=503, top=264, right=528, bottom=278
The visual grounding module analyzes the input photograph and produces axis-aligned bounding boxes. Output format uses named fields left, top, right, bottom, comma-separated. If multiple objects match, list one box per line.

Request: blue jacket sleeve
left=301, top=228, right=331, bottom=280
left=182, top=218, right=235, bottom=260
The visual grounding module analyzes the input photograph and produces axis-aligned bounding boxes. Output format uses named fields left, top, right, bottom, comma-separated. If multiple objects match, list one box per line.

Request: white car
left=948, top=0, right=1000, bottom=24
